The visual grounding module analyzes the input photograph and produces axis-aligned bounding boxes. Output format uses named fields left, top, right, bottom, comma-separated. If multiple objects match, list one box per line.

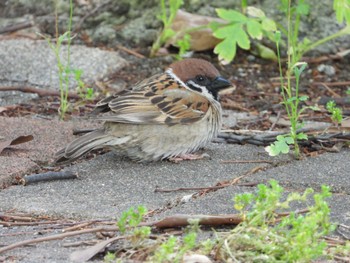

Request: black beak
left=211, top=76, right=231, bottom=90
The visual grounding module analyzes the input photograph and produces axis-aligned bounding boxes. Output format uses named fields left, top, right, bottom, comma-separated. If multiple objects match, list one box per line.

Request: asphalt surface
left=1, top=39, right=350, bottom=262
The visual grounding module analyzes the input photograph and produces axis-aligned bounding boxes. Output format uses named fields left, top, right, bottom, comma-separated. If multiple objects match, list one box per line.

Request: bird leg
left=168, top=153, right=211, bottom=163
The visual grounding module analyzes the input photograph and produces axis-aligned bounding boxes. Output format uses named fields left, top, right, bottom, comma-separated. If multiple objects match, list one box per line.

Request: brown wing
left=91, top=73, right=210, bottom=126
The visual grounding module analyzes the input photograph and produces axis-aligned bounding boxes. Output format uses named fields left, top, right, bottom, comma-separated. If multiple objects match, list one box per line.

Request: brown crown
left=169, top=58, right=220, bottom=82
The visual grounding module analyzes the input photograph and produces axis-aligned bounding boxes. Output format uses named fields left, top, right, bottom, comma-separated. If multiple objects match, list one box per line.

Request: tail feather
left=55, top=129, right=111, bottom=164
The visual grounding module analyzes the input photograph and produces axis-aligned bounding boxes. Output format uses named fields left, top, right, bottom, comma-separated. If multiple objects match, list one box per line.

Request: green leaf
left=333, top=0, right=350, bottom=24
left=262, top=17, right=277, bottom=31
left=299, top=95, right=309, bottom=101
left=265, top=135, right=292, bottom=156
left=296, top=2, right=310, bottom=15
left=247, top=20, right=263, bottom=39
left=216, top=8, right=247, bottom=22
left=209, top=21, right=221, bottom=31
left=236, top=26, right=250, bottom=50
left=287, top=96, right=297, bottom=103
left=282, top=135, right=294, bottom=144
left=256, top=43, right=277, bottom=60
left=212, top=24, right=233, bottom=39
left=214, top=38, right=237, bottom=64
left=246, top=6, right=265, bottom=18
left=274, top=30, right=281, bottom=43
left=296, top=133, right=308, bottom=140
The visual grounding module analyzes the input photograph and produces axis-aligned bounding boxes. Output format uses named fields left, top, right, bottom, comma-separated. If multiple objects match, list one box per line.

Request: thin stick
left=63, top=221, right=95, bottom=232
left=0, top=20, right=34, bottom=34
left=312, top=81, right=350, bottom=87
left=0, top=86, right=80, bottom=99
left=0, top=226, right=119, bottom=254
left=313, top=82, right=341, bottom=98
left=20, top=171, right=78, bottom=185
left=117, top=45, right=146, bottom=59
left=269, top=110, right=282, bottom=131
left=155, top=165, right=264, bottom=193
left=220, top=160, right=273, bottom=164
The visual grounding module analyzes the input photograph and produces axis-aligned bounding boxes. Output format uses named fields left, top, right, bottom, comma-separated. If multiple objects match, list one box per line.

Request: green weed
left=326, top=100, right=343, bottom=125
left=150, top=0, right=183, bottom=57
left=211, top=6, right=277, bottom=63
left=104, top=181, right=350, bottom=262
left=44, top=0, right=95, bottom=119
left=218, top=180, right=336, bottom=261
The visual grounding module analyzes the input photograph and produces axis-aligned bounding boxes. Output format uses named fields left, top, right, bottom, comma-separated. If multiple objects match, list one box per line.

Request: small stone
left=317, top=64, right=336, bottom=76
left=247, top=55, right=256, bottom=61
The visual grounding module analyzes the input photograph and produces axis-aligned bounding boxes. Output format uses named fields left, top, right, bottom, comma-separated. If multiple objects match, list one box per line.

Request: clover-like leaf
left=247, top=20, right=263, bottom=39
left=246, top=6, right=266, bottom=18
left=299, top=95, right=309, bottom=101
left=262, top=17, right=277, bottom=31
left=214, top=38, right=237, bottom=64
left=296, top=133, right=308, bottom=140
left=216, top=8, right=248, bottom=22
left=235, top=26, right=250, bottom=50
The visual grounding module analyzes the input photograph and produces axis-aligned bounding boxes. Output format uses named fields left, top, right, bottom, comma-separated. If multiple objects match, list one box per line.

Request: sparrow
left=55, top=58, right=231, bottom=164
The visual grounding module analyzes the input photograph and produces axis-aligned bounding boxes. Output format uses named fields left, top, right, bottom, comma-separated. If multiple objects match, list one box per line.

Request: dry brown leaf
left=0, top=106, right=8, bottom=113
left=168, top=9, right=223, bottom=51
left=0, top=135, right=34, bottom=154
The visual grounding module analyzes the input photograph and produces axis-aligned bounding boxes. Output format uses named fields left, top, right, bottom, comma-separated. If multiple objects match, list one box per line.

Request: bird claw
left=169, top=153, right=211, bottom=163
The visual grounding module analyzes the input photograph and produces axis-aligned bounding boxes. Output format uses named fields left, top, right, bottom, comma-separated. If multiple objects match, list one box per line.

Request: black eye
left=196, top=75, right=205, bottom=82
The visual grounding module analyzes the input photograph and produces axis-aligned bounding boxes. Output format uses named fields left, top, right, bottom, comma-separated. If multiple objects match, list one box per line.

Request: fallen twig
left=313, top=82, right=341, bottom=98
left=20, top=171, right=78, bottom=185
left=0, top=226, right=120, bottom=254
left=217, top=128, right=350, bottom=147
left=0, top=86, right=80, bottom=99
left=220, top=159, right=273, bottom=164
left=312, top=81, right=350, bottom=87
left=0, top=205, right=312, bottom=255
left=63, top=221, right=96, bottom=232
left=153, top=214, right=242, bottom=229
left=117, top=45, right=146, bottom=58
left=302, top=49, right=350, bottom=63
left=0, top=20, right=34, bottom=34
left=0, top=213, right=33, bottom=222
left=155, top=165, right=264, bottom=193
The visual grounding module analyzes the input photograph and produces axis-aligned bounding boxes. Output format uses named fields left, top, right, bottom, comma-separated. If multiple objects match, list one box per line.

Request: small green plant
left=105, top=183, right=349, bottom=262
left=150, top=0, right=183, bottom=57
left=211, top=6, right=277, bottom=63
left=117, top=205, right=151, bottom=245
left=326, top=100, right=343, bottom=125
left=175, top=33, right=191, bottom=60
left=45, top=0, right=74, bottom=119
left=212, top=1, right=350, bottom=64
left=150, top=220, right=199, bottom=263
left=218, top=180, right=335, bottom=261
left=44, top=0, right=95, bottom=119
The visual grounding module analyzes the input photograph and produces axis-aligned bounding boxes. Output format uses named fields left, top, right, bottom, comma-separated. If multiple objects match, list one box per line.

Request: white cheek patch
left=166, top=68, right=214, bottom=101
left=186, top=80, right=214, bottom=101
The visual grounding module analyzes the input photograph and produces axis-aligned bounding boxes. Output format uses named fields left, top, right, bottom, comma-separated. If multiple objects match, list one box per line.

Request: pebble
left=317, top=64, right=336, bottom=76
